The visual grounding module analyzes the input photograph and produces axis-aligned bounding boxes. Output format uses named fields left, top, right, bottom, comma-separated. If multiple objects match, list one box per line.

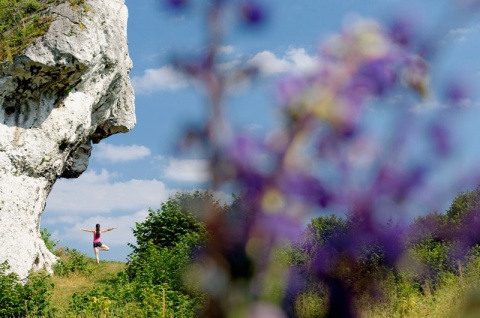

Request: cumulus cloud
left=94, top=142, right=151, bottom=163
left=246, top=47, right=319, bottom=76
left=447, top=27, right=471, bottom=43
left=443, top=24, right=480, bottom=44
left=158, top=156, right=210, bottom=182
left=218, top=45, right=235, bottom=55
left=131, top=47, right=317, bottom=94
left=131, top=65, right=189, bottom=94
left=45, top=169, right=173, bottom=215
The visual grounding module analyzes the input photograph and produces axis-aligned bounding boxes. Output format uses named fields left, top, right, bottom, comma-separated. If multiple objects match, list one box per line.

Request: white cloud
left=445, top=27, right=470, bottom=43
left=159, top=157, right=210, bottom=182
left=132, top=47, right=317, bottom=94
left=131, top=65, right=189, bottom=94
left=94, top=142, right=151, bottom=163
left=45, top=169, right=173, bottom=214
left=444, top=24, right=480, bottom=44
left=244, top=123, right=264, bottom=132
left=218, top=45, right=235, bottom=55
left=246, top=47, right=319, bottom=76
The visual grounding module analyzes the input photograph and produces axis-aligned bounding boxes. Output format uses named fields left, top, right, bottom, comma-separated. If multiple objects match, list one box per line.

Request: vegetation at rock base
left=0, top=0, right=87, bottom=64
left=4, top=189, right=480, bottom=316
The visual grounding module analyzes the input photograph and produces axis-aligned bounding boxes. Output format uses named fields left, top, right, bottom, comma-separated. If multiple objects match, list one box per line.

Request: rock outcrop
left=0, top=0, right=135, bottom=278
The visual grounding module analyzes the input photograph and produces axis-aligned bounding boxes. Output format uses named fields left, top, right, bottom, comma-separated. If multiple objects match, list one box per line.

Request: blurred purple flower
left=402, top=55, right=429, bottom=97
left=241, top=1, right=266, bottom=25
left=445, top=78, right=471, bottom=107
left=276, top=76, right=308, bottom=106
left=430, top=122, right=452, bottom=156
left=279, top=172, right=332, bottom=208
left=349, top=57, right=399, bottom=97
left=388, top=14, right=416, bottom=48
left=375, top=165, right=427, bottom=202
left=165, top=0, right=188, bottom=9
left=258, top=213, right=303, bottom=242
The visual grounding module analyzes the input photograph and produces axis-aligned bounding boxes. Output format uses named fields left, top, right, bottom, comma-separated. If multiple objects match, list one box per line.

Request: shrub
left=294, top=289, right=328, bottom=318
left=69, top=274, right=199, bottom=317
left=126, top=238, right=194, bottom=290
left=54, top=248, right=93, bottom=276
left=411, top=239, right=454, bottom=283
left=40, top=227, right=59, bottom=254
left=0, top=261, right=53, bottom=317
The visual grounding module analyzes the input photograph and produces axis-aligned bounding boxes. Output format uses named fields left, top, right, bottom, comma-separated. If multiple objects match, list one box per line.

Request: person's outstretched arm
left=81, top=229, right=94, bottom=233
left=101, top=227, right=117, bottom=233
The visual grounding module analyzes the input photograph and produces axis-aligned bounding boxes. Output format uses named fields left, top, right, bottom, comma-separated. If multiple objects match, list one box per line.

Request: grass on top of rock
left=0, top=0, right=87, bottom=64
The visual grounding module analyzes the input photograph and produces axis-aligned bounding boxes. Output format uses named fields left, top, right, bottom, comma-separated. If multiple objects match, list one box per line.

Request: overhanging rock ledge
left=0, top=0, right=135, bottom=279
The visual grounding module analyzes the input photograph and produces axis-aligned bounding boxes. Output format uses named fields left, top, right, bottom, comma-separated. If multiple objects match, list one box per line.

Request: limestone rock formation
left=0, top=0, right=135, bottom=278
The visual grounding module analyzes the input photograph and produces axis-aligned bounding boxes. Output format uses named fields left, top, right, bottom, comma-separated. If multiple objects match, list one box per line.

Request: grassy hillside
left=0, top=0, right=86, bottom=63
left=49, top=258, right=125, bottom=313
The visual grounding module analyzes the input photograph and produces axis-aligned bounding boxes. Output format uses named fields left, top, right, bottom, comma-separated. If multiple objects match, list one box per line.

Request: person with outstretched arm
left=81, top=224, right=117, bottom=264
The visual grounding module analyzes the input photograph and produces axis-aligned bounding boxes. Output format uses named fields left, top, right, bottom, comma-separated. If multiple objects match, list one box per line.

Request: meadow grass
left=290, top=260, right=480, bottom=318
left=49, top=259, right=125, bottom=312
left=357, top=266, right=479, bottom=318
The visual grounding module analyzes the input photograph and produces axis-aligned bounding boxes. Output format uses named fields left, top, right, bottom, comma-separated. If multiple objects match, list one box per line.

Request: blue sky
left=42, top=0, right=480, bottom=261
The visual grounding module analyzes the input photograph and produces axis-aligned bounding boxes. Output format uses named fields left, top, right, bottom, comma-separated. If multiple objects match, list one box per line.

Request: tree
left=129, top=190, right=214, bottom=252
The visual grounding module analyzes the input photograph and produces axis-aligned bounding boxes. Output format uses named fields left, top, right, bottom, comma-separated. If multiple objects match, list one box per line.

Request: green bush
left=54, top=248, right=93, bottom=276
left=127, top=238, right=194, bottom=290
left=26, top=0, right=41, bottom=13
left=69, top=273, right=199, bottom=317
left=411, top=239, right=454, bottom=282
left=303, top=214, right=348, bottom=255
left=445, top=187, right=480, bottom=224
left=0, top=261, right=53, bottom=317
left=40, top=227, right=59, bottom=254
left=294, top=289, right=328, bottom=318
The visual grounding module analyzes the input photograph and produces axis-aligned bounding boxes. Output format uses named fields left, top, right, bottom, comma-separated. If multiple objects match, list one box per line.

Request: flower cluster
left=162, top=0, right=478, bottom=316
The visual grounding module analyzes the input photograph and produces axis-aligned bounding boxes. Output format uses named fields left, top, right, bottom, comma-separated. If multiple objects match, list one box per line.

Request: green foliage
left=445, top=186, right=480, bottom=224
left=4, top=188, right=480, bottom=317
left=0, top=261, right=53, bottom=317
left=303, top=214, right=348, bottom=256
left=407, top=212, right=449, bottom=245
left=0, top=0, right=87, bottom=64
left=60, top=191, right=215, bottom=317
left=68, top=0, right=88, bottom=11
left=54, top=248, right=93, bottom=276
left=411, top=239, right=454, bottom=282
left=291, top=188, right=480, bottom=316
left=126, top=238, right=194, bottom=290
left=40, top=227, right=58, bottom=254
left=130, top=191, right=211, bottom=251
left=121, top=191, right=217, bottom=314
left=69, top=288, right=114, bottom=317
left=295, top=289, right=329, bottom=318
left=69, top=278, right=199, bottom=317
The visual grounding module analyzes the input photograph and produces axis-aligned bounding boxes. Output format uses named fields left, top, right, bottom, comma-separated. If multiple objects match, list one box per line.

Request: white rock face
left=0, top=0, right=135, bottom=278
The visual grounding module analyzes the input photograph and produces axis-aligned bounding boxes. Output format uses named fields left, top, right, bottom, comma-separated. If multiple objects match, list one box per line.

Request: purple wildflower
left=445, top=78, right=471, bottom=107
left=241, top=1, right=266, bottom=25
left=388, top=14, right=416, bottom=48
left=430, top=122, right=452, bottom=156
left=349, top=57, right=398, bottom=97
left=165, top=0, right=188, bottom=9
